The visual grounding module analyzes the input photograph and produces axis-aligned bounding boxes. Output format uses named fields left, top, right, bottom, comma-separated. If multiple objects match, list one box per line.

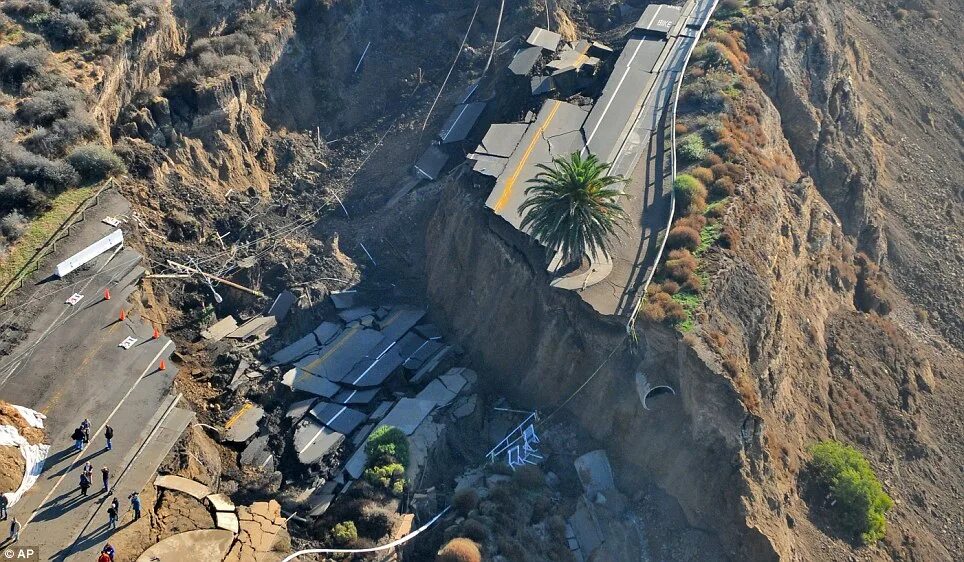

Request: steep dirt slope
left=747, top=0, right=964, bottom=350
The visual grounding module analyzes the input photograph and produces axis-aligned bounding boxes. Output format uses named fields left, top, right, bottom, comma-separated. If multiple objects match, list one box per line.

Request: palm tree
left=519, top=152, right=628, bottom=266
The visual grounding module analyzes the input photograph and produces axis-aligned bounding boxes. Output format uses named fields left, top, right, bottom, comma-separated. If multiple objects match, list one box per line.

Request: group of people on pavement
left=71, top=419, right=113, bottom=452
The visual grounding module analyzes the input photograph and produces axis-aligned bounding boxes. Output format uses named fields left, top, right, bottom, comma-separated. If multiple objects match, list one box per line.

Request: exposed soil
left=0, top=445, right=25, bottom=494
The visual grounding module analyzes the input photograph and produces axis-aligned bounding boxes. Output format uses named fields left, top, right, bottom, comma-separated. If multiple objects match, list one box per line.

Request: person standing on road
left=101, top=466, right=110, bottom=492
left=129, top=492, right=141, bottom=520
left=104, top=425, right=113, bottom=451
left=71, top=426, right=85, bottom=451
left=110, top=496, right=119, bottom=513
left=79, top=472, right=91, bottom=496
left=107, top=501, right=118, bottom=530
left=8, top=517, right=19, bottom=542
left=0, top=492, right=8, bottom=520
left=81, top=418, right=91, bottom=444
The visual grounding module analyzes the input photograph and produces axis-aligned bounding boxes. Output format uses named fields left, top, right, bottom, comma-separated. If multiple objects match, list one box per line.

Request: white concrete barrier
left=55, top=229, right=123, bottom=277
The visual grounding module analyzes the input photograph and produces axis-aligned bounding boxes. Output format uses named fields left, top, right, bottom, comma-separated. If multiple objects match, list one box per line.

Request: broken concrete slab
left=270, top=334, right=321, bottom=366
left=344, top=446, right=369, bottom=480
left=226, top=315, right=277, bottom=340
left=297, top=327, right=385, bottom=382
left=439, top=369, right=469, bottom=395
left=266, top=290, right=297, bottom=321
left=402, top=339, right=444, bottom=370
left=370, top=400, right=393, bottom=421
left=352, top=422, right=375, bottom=447
left=338, top=306, right=375, bottom=323
left=410, top=345, right=454, bottom=384
left=329, top=290, right=357, bottom=309
left=306, top=480, right=338, bottom=517
left=416, top=379, right=458, bottom=408
left=216, top=511, right=240, bottom=534
left=154, top=475, right=210, bottom=500
left=526, top=26, right=562, bottom=51
left=285, top=368, right=340, bottom=398
left=313, top=321, right=342, bottom=344
left=135, top=529, right=235, bottom=562
left=574, top=449, right=616, bottom=498
left=223, top=403, right=264, bottom=443
left=379, top=398, right=436, bottom=435
left=508, top=45, right=542, bottom=75
left=293, top=417, right=345, bottom=465
left=413, top=323, right=442, bottom=341
left=451, top=394, right=477, bottom=419
left=476, top=123, right=530, bottom=157
left=228, top=360, right=250, bottom=391
left=377, top=306, right=426, bottom=341
left=206, top=493, right=235, bottom=512
left=201, top=316, right=238, bottom=341
left=286, top=397, right=318, bottom=420
left=333, top=387, right=379, bottom=406
left=569, top=499, right=603, bottom=557
left=309, top=401, right=367, bottom=435
left=240, top=435, right=275, bottom=471
left=531, top=75, right=555, bottom=96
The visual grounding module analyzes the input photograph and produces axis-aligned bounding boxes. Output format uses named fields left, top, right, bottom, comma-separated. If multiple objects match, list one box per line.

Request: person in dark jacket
left=0, top=493, right=7, bottom=520
left=104, top=425, right=113, bottom=451
left=79, top=472, right=91, bottom=496
left=129, top=492, right=141, bottom=520
left=71, top=427, right=85, bottom=451
left=80, top=418, right=91, bottom=444
left=101, top=467, right=110, bottom=493
left=107, top=502, right=118, bottom=530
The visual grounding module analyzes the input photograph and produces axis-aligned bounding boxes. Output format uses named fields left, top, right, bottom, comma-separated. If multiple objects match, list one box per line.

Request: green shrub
left=808, top=440, right=893, bottom=544
left=66, top=144, right=125, bottom=183
left=673, top=174, right=708, bottom=214
left=437, top=538, right=482, bottom=562
left=331, top=520, right=357, bottom=546
left=678, top=134, right=708, bottom=163
left=365, top=425, right=410, bottom=467
left=363, top=463, right=406, bottom=496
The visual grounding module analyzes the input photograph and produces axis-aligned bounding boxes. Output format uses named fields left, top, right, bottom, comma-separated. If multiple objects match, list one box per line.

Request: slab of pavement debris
left=228, top=360, right=250, bottom=391
left=226, top=315, right=276, bottom=340
left=333, top=387, right=379, bottom=406
left=411, top=346, right=454, bottom=384
left=378, top=307, right=426, bottom=341
left=439, top=368, right=469, bottom=394
left=207, top=493, right=235, bottom=512
left=240, top=435, right=275, bottom=470
left=413, top=323, right=442, bottom=341
left=267, top=290, right=297, bottom=321
left=294, top=417, right=345, bottom=465
left=284, top=368, right=339, bottom=398
left=526, top=26, right=562, bottom=51
left=307, top=480, right=339, bottom=517
left=201, top=316, right=238, bottom=341
left=223, top=403, right=264, bottom=443
left=370, top=400, right=393, bottom=421
left=569, top=499, right=603, bottom=556
left=286, top=397, right=318, bottom=420
left=416, top=379, right=458, bottom=408
left=309, top=401, right=367, bottom=435
left=344, top=446, right=369, bottom=480
left=574, top=449, right=616, bottom=498
left=270, top=333, right=322, bottom=366
left=216, top=511, right=240, bottom=534
left=154, top=475, right=210, bottom=500
left=379, top=398, right=436, bottom=435
left=329, top=290, right=357, bottom=310
left=338, top=306, right=375, bottom=323
left=135, top=529, right=235, bottom=562
left=297, top=326, right=384, bottom=382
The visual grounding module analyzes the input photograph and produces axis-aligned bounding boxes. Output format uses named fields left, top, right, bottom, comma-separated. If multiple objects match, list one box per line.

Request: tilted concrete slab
left=223, top=403, right=264, bottom=443
left=285, top=368, right=340, bottom=398
left=471, top=153, right=508, bottom=177
left=201, top=316, right=238, bottom=341
left=370, top=400, right=393, bottom=421
left=309, top=401, right=368, bottom=435
left=338, top=306, right=375, bottom=323
left=403, top=339, right=445, bottom=370
left=154, top=474, right=210, bottom=500
left=440, top=102, right=486, bottom=144
left=526, top=26, right=561, bottom=51
left=286, top=397, right=319, bottom=420
left=329, top=290, right=357, bottom=309
left=216, top=510, right=240, bottom=533
left=206, top=493, right=235, bottom=512
left=333, top=387, right=380, bottom=405
left=477, top=123, right=530, bottom=157
left=270, top=333, right=322, bottom=366
left=439, top=369, right=469, bottom=394
left=293, top=417, right=345, bottom=465
left=266, top=290, right=297, bottom=321
left=574, top=449, right=616, bottom=497
left=416, top=379, right=458, bottom=408
left=508, top=45, right=542, bottom=75
left=379, top=398, right=436, bottom=435
left=240, top=435, right=275, bottom=471
left=377, top=306, right=426, bottom=341
left=296, top=326, right=385, bottom=382
left=635, top=4, right=682, bottom=36
left=135, top=529, right=235, bottom=562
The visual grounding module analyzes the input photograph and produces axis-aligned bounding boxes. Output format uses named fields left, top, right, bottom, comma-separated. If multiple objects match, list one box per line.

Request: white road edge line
left=22, top=339, right=174, bottom=529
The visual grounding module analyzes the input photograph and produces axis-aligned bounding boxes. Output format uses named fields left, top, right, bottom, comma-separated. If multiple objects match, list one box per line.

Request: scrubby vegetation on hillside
left=0, top=3, right=150, bottom=257
left=807, top=440, right=893, bottom=544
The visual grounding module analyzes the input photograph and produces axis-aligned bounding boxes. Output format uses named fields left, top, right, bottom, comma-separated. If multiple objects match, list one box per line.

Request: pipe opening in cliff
left=643, top=386, right=676, bottom=410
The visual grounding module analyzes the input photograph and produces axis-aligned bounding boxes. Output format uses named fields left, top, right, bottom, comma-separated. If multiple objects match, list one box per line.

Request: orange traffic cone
left=104, top=288, right=111, bottom=300
left=158, top=359, right=166, bottom=371
left=152, top=327, right=160, bottom=339
left=119, top=308, right=126, bottom=321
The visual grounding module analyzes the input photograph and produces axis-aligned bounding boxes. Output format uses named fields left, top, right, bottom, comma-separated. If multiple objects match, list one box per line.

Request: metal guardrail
left=626, top=0, right=721, bottom=334
left=0, top=178, right=116, bottom=307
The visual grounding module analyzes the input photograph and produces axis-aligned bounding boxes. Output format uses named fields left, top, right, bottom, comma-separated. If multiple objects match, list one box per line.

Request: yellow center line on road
left=294, top=325, right=361, bottom=384
left=224, top=402, right=252, bottom=429
left=494, top=100, right=563, bottom=212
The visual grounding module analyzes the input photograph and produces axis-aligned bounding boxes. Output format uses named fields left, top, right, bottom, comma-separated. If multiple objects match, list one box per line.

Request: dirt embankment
left=746, top=0, right=964, bottom=350
left=0, top=401, right=45, bottom=494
